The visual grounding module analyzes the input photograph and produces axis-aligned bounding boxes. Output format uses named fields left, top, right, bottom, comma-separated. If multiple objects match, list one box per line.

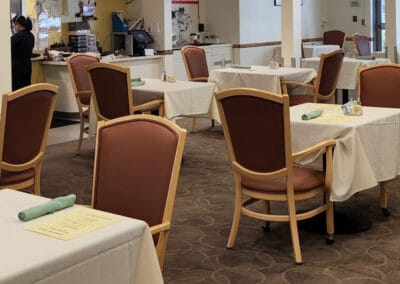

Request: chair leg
left=191, top=118, right=197, bottom=132
left=380, top=181, right=391, bottom=216
left=76, top=115, right=84, bottom=155
left=155, top=231, right=169, bottom=270
left=287, top=196, right=302, bottom=264
left=211, top=119, right=215, bottom=128
left=159, top=104, right=165, bottom=117
left=33, top=166, right=41, bottom=196
left=262, top=200, right=271, bottom=232
left=325, top=191, right=334, bottom=244
left=227, top=179, right=242, bottom=249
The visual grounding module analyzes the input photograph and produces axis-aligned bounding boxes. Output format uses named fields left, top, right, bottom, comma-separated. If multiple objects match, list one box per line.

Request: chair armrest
left=132, top=99, right=164, bottom=113
left=292, top=139, right=336, bottom=160
left=281, top=80, right=315, bottom=90
left=1, top=152, right=43, bottom=171
left=150, top=222, right=171, bottom=235
left=76, top=90, right=92, bottom=96
left=190, top=77, right=209, bottom=82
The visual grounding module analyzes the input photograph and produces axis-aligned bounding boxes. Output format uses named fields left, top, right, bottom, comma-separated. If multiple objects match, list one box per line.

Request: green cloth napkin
left=18, top=194, right=76, bottom=221
left=230, top=64, right=251, bottom=69
left=301, top=109, right=323, bottom=120
left=356, top=55, right=375, bottom=60
left=131, top=78, right=145, bottom=87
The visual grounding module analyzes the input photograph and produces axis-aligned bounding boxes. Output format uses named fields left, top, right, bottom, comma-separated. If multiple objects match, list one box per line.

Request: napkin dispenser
left=342, top=99, right=362, bottom=116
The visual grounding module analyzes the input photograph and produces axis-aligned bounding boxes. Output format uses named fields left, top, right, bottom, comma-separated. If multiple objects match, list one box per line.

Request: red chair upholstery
left=216, top=87, right=335, bottom=264
left=0, top=83, right=58, bottom=195
left=323, top=30, right=346, bottom=48
left=91, top=114, right=186, bottom=268
left=67, top=53, right=100, bottom=154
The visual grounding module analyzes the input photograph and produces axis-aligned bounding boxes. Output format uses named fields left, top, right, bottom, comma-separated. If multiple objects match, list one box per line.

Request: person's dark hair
left=15, top=15, right=32, bottom=31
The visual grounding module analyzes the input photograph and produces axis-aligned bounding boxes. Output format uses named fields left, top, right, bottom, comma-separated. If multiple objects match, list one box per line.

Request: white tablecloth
left=290, top=103, right=400, bottom=201
left=301, top=57, right=390, bottom=90
left=132, top=79, right=216, bottom=120
left=209, top=66, right=317, bottom=94
left=0, top=190, right=163, bottom=284
left=302, top=44, right=340, bottom=58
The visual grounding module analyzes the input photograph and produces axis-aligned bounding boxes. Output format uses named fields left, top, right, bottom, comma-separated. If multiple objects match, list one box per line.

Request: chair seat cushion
left=241, top=166, right=325, bottom=193
left=0, top=169, right=35, bottom=186
left=289, top=95, right=314, bottom=106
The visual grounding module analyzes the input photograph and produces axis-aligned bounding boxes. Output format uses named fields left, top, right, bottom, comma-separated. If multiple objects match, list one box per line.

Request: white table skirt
left=0, top=190, right=163, bottom=284
left=302, top=44, right=340, bottom=58
left=290, top=103, right=400, bottom=202
left=301, top=57, right=390, bottom=90
left=209, top=66, right=317, bottom=94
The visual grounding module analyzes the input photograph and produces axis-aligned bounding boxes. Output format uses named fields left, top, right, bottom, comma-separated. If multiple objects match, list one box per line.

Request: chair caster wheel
left=262, top=223, right=271, bottom=232
left=382, top=208, right=391, bottom=217
left=325, top=235, right=334, bottom=245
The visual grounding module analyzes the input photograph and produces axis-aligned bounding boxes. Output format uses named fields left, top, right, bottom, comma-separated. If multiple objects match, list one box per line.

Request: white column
left=385, top=0, right=400, bottom=63
left=1, top=1, right=11, bottom=98
left=281, top=0, right=302, bottom=67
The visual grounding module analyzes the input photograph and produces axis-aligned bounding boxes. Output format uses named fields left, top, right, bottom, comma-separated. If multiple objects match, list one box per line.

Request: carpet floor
left=39, top=118, right=400, bottom=284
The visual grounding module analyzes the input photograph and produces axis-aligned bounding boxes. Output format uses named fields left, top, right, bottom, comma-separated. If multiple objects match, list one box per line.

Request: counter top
left=41, top=55, right=162, bottom=66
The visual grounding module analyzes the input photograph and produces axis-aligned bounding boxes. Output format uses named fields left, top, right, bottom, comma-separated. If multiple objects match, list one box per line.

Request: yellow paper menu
left=25, top=207, right=122, bottom=240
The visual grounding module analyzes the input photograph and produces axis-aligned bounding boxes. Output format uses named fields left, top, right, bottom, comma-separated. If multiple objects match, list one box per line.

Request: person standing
left=11, top=16, right=34, bottom=91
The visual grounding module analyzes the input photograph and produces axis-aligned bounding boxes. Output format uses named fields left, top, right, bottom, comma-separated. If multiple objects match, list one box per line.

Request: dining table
left=301, top=57, right=391, bottom=102
left=208, top=65, right=317, bottom=94
left=0, top=189, right=163, bottom=284
left=302, top=43, right=340, bottom=58
left=290, top=103, right=400, bottom=202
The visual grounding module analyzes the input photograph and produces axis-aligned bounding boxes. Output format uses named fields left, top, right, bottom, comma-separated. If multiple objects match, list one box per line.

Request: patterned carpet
left=40, top=118, right=400, bottom=284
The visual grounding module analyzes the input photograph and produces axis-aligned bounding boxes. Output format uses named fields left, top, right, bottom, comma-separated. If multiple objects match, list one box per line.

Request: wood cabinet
left=172, top=44, right=233, bottom=81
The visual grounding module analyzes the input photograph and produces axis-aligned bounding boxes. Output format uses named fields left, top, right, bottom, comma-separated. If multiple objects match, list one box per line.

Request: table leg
left=342, top=89, right=349, bottom=104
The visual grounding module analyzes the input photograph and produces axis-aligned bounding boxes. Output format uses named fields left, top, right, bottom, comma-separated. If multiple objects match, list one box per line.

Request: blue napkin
left=356, top=55, right=375, bottom=60
left=18, top=194, right=76, bottom=221
left=301, top=109, right=323, bottom=120
left=231, top=64, right=251, bottom=69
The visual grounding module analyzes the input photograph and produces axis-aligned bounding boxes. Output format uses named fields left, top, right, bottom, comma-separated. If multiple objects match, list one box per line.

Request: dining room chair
left=323, top=30, right=346, bottom=48
left=87, top=62, right=164, bottom=121
left=358, top=63, right=400, bottom=216
left=91, top=114, right=186, bottom=269
left=0, top=83, right=58, bottom=195
left=281, top=49, right=344, bottom=106
left=216, top=87, right=336, bottom=264
left=181, top=45, right=214, bottom=130
left=66, top=53, right=100, bottom=155
left=353, top=34, right=371, bottom=56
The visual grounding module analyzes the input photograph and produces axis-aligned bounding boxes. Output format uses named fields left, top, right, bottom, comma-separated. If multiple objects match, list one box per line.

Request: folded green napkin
left=231, top=64, right=251, bottom=69
left=356, top=55, right=375, bottom=60
left=18, top=194, right=76, bottom=221
left=131, top=80, right=145, bottom=87
left=301, top=109, right=323, bottom=120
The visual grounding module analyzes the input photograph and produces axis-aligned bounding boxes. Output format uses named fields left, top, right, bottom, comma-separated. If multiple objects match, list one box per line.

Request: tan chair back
left=358, top=64, right=400, bottom=107
left=87, top=62, right=133, bottom=120
left=323, top=30, right=346, bottom=48
left=353, top=34, right=371, bottom=56
left=181, top=45, right=209, bottom=82
left=0, top=83, right=58, bottom=194
left=91, top=114, right=186, bottom=268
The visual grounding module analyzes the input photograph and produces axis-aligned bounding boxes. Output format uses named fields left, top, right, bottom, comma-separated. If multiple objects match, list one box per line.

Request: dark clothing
left=11, top=29, right=34, bottom=91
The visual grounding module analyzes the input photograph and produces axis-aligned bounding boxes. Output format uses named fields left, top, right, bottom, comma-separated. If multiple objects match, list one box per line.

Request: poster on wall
left=172, top=0, right=199, bottom=46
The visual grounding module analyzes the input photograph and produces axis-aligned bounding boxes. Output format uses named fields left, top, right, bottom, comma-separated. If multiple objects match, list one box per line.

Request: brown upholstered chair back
left=323, top=30, right=346, bottom=48
left=1, top=84, right=58, bottom=165
left=359, top=64, right=400, bottom=108
left=317, top=49, right=344, bottom=98
left=87, top=62, right=132, bottom=120
left=353, top=34, right=371, bottom=56
left=181, top=45, right=209, bottom=81
left=216, top=89, right=289, bottom=173
left=67, top=54, right=100, bottom=105
left=92, top=116, right=184, bottom=229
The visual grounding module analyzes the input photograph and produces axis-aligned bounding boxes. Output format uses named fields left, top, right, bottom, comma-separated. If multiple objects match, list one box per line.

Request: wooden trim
left=233, top=41, right=281, bottom=48
left=156, top=50, right=173, bottom=55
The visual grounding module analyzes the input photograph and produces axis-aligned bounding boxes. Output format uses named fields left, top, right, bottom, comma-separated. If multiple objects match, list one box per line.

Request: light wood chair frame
left=66, top=53, right=100, bottom=155
left=91, top=114, right=187, bottom=269
left=357, top=63, right=400, bottom=216
left=87, top=62, right=164, bottom=121
left=0, top=83, right=58, bottom=195
left=216, top=88, right=335, bottom=264
left=181, top=45, right=215, bottom=131
left=281, top=49, right=344, bottom=104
